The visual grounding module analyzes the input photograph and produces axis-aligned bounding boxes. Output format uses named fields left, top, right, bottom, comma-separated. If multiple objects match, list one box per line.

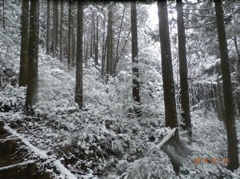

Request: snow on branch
left=148, top=127, right=177, bottom=153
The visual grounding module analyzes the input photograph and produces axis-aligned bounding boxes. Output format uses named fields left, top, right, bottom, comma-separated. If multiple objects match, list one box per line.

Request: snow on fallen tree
left=4, top=125, right=77, bottom=179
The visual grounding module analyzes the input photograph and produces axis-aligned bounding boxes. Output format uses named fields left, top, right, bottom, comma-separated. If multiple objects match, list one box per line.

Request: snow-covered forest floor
left=1, top=1, right=240, bottom=179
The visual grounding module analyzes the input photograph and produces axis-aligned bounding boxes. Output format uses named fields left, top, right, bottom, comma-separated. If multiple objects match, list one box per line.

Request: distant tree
left=214, top=0, right=239, bottom=171
left=59, top=0, right=64, bottom=62
left=68, top=0, right=73, bottom=68
left=19, top=0, right=29, bottom=87
left=157, top=0, right=179, bottom=140
left=46, top=0, right=50, bottom=55
left=25, top=0, right=39, bottom=115
left=94, top=11, right=99, bottom=65
left=52, top=0, right=58, bottom=57
left=131, top=1, right=141, bottom=116
left=75, top=0, right=83, bottom=109
left=106, top=4, right=113, bottom=82
left=176, top=0, right=192, bottom=138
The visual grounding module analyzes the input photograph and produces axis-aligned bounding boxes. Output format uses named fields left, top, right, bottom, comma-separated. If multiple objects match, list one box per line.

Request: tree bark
left=158, top=0, right=179, bottom=140
left=25, top=0, right=39, bottom=115
left=19, top=0, right=29, bottom=87
left=59, top=0, right=64, bottom=62
left=106, top=5, right=113, bottom=83
left=131, top=1, right=141, bottom=116
left=75, top=0, right=83, bottom=109
left=68, top=0, right=72, bottom=68
left=95, top=12, right=99, bottom=65
left=46, top=0, right=50, bottom=55
left=176, top=0, right=192, bottom=138
left=214, top=0, right=239, bottom=171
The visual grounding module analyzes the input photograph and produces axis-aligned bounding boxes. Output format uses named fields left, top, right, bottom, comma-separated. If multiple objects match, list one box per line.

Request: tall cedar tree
left=52, top=0, right=58, bottom=57
left=25, top=0, right=39, bottom=115
left=106, top=4, right=113, bottom=82
left=214, top=0, right=239, bottom=171
left=68, top=0, right=73, bottom=67
left=131, top=1, right=141, bottom=116
left=158, top=0, right=179, bottom=140
left=19, top=0, right=29, bottom=86
left=46, top=0, right=50, bottom=55
left=75, top=1, right=83, bottom=109
left=176, top=0, right=192, bottom=137
left=60, top=0, right=64, bottom=62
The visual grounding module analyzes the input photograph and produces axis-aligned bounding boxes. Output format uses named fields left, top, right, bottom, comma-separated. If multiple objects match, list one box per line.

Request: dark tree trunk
left=95, top=13, right=99, bottom=66
left=158, top=0, right=179, bottom=140
left=46, top=0, right=50, bottom=55
left=19, top=0, right=29, bottom=87
left=214, top=0, right=239, bottom=171
left=75, top=0, right=83, bottom=109
left=59, top=0, right=64, bottom=62
left=25, top=0, right=39, bottom=115
left=176, top=0, right=192, bottom=138
left=131, top=1, right=141, bottom=116
left=53, top=0, right=58, bottom=55
left=68, top=0, right=72, bottom=68
left=101, top=10, right=106, bottom=79
left=106, top=5, right=113, bottom=83
left=72, top=27, right=75, bottom=67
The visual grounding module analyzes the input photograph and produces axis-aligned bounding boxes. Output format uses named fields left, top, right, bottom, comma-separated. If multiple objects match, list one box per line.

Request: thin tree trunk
left=25, top=0, right=39, bottom=115
left=19, top=0, right=29, bottom=87
left=46, top=0, right=50, bottom=55
left=68, top=0, right=72, bottom=68
left=75, top=0, right=83, bottom=109
left=59, top=0, right=64, bottom=62
left=54, top=0, right=58, bottom=53
left=106, top=5, right=113, bottom=83
left=214, top=0, right=239, bottom=171
left=72, top=27, right=75, bottom=67
left=95, top=13, right=99, bottom=65
left=176, top=0, right=192, bottom=138
left=101, top=9, right=106, bottom=79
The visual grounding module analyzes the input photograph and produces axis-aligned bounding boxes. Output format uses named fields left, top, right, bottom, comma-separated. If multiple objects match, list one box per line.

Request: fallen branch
left=4, top=125, right=77, bottom=179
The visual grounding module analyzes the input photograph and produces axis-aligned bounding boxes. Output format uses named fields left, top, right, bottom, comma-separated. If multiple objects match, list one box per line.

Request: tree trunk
left=52, top=0, right=58, bottom=57
left=214, top=0, right=239, bottom=171
left=101, top=9, right=106, bottom=79
left=75, top=0, right=83, bottom=109
left=158, top=0, right=179, bottom=140
left=46, top=0, right=50, bottom=55
left=25, top=0, right=39, bottom=115
left=68, top=0, right=72, bottom=68
left=72, top=27, right=75, bottom=67
left=131, top=1, right=141, bottom=117
left=176, top=0, right=192, bottom=138
left=59, top=0, right=64, bottom=62
left=106, top=5, right=113, bottom=83
left=19, top=0, right=29, bottom=87
left=95, top=13, right=99, bottom=65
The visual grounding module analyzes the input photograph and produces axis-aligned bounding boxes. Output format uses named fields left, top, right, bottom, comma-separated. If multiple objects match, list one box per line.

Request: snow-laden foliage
left=1, top=1, right=240, bottom=178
